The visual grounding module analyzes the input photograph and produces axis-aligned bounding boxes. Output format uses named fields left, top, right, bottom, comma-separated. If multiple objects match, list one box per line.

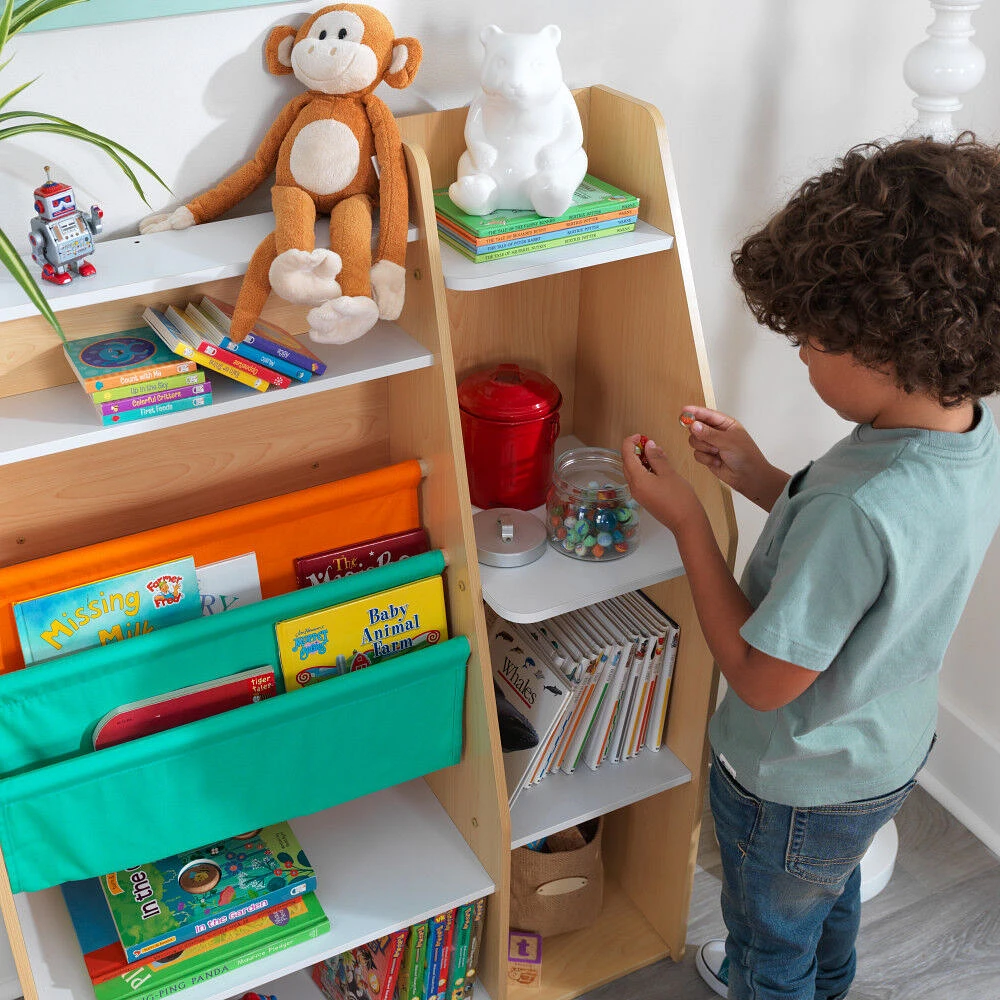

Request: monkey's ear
left=265, top=25, right=297, bottom=75
left=383, top=36, right=422, bottom=89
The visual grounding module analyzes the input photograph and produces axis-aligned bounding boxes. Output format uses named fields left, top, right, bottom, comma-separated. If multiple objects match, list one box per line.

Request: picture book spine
left=121, top=874, right=318, bottom=963
left=91, top=371, right=206, bottom=403
left=459, top=898, right=486, bottom=1000
left=97, top=392, right=213, bottom=426
left=79, top=358, right=199, bottom=394
left=239, top=327, right=327, bottom=375
left=198, top=341, right=293, bottom=389
left=96, top=382, right=211, bottom=416
left=436, top=205, right=640, bottom=246
left=583, top=648, right=628, bottom=771
left=96, top=908, right=327, bottom=1000
left=294, top=528, right=432, bottom=588
left=219, top=334, right=312, bottom=381
left=433, top=908, right=457, bottom=1000
left=423, top=913, right=449, bottom=1000
left=439, top=214, right=638, bottom=254
left=403, top=920, right=430, bottom=1000
left=646, top=619, right=679, bottom=751
left=446, top=902, right=475, bottom=1000
left=440, top=223, right=637, bottom=263
left=382, top=929, right=411, bottom=1000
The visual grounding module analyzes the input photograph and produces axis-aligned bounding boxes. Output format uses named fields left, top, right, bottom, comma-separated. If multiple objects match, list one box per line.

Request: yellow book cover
left=275, top=575, right=449, bottom=691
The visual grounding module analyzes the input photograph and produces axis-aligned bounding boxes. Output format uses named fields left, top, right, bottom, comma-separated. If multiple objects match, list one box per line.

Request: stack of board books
left=434, top=175, right=639, bottom=264
left=61, top=822, right=329, bottom=1000
left=311, top=898, right=487, bottom=1000
left=489, top=592, right=679, bottom=806
left=142, top=295, right=327, bottom=394
left=63, top=329, right=212, bottom=426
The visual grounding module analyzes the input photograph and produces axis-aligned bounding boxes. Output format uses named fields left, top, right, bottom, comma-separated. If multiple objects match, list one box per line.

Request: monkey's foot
left=270, top=248, right=342, bottom=306
left=370, top=260, right=406, bottom=320
left=307, top=296, right=380, bottom=345
left=139, top=205, right=196, bottom=235
left=448, top=174, right=498, bottom=216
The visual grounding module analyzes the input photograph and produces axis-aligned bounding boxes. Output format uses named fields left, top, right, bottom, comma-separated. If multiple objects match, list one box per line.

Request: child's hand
left=621, top=434, right=705, bottom=536
left=679, top=406, right=790, bottom=511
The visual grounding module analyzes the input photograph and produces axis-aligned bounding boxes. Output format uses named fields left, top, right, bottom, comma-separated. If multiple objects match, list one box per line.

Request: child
left=621, top=134, right=1000, bottom=1000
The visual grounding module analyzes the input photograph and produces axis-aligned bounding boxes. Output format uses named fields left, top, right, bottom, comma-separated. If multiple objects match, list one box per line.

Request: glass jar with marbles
left=545, top=446, right=640, bottom=561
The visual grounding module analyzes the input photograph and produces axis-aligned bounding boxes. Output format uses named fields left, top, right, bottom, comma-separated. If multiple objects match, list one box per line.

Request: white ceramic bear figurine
left=448, top=24, right=587, bottom=218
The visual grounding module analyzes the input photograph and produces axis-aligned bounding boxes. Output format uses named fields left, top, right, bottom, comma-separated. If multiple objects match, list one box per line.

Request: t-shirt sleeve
left=739, top=493, right=887, bottom=671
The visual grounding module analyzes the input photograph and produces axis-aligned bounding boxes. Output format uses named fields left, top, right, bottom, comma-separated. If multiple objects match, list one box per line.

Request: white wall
left=0, top=0, right=997, bottom=989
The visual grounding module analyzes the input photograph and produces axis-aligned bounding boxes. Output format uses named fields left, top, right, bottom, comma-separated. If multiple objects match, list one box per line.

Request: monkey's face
left=291, top=8, right=379, bottom=94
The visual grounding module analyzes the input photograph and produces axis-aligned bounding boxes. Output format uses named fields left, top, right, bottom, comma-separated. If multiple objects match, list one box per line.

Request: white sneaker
left=695, top=939, right=729, bottom=997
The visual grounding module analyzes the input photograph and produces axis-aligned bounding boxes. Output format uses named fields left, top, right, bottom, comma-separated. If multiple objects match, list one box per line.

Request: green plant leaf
left=0, top=0, right=13, bottom=54
left=0, top=75, right=36, bottom=110
left=10, top=0, right=89, bottom=39
left=0, top=226, right=65, bottom=342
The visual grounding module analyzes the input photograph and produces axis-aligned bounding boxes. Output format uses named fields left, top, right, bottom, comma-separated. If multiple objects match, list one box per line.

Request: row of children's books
left=489, top=592, right=679, bottom=805
left=434, top=175, right=639, bottom=264
left=311, top=899, right=488, bottom=1000
left=63, top=820, right=327, bottom=1000
left=11, top=525, right=441, bottom=744
left=62, top=295, right=328, bottom=427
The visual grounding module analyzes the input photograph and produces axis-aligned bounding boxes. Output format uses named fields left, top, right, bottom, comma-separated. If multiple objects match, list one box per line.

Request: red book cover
left=311, top=928, right=409, bottom=1000
left=92, top=665, right=277, bottom=749
left=294, top=528, right=431, bottom=588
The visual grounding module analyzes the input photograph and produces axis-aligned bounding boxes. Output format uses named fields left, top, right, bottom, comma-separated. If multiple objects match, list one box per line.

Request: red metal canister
left=458, top=363, right=562, bottom=511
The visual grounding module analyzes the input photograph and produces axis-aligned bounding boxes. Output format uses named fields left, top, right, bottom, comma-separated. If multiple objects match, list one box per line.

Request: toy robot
left=28, top=166, right=103, bottom=285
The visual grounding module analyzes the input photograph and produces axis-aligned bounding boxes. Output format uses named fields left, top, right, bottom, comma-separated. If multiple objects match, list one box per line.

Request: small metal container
left=474, top=508, right=548, bottom=568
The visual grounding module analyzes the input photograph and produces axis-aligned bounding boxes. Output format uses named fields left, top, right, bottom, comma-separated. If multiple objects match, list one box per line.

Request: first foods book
left=99, top=821, right=317, bottom=963
left=12, top=557, right=201, bottom=665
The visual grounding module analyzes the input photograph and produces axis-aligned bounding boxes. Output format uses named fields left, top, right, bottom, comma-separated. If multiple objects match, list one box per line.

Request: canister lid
left=474, top=508, right=548, bottom=568
left=458, top=363, right=562, bottom=422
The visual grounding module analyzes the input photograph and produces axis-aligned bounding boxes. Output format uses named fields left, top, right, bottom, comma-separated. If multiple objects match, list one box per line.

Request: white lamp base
left=859, top=817, right=899, bottom=902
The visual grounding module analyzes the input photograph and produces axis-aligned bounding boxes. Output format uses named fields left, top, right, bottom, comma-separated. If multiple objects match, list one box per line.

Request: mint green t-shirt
left=709, top=402, right=1000, bottom=806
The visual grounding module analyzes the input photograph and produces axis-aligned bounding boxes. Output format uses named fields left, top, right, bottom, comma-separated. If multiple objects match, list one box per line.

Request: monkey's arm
left=186, top=95, right=310, bottom=224
left=366, top=95, right=409, bottom=266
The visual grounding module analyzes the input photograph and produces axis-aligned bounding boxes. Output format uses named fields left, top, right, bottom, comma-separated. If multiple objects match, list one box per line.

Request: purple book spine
left=97, top=382, right=212, bottom=415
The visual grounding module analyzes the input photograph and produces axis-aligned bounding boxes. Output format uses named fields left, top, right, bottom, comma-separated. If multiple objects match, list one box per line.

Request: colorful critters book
left=95, top=382, right=212, bottom=425
left=294, top=528, right=431, bottom=588
left=61, top=875, right=323, bottom=986
left=92, top=892, right=329, bottom=1000
left=310, top=928, right=409, bottom=1000
left=200, top=294, right=328, bottom=376
left=275, top=574, right=448, bottom=691
left=63, top=329, right=199, bottom=393
left=99, top=821, right=317, bottom=962
left=91, top=665, right=278, bottom=749
left=12, top=557, right=201, bottom=665
left=142, top=305, right=269, bottom=392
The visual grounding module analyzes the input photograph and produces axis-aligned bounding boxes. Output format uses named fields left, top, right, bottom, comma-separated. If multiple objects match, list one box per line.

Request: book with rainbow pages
left=434, top=174, right=639, bottom=239
left=99, top=821, right=317, bottom=963
left=275, top=573, right=448, bottom=691
left=12, top=557, right=201, bottom=665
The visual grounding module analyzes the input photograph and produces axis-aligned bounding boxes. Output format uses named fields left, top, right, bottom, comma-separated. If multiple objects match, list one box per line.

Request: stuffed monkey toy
left=140, top=4, right=421, bottom=346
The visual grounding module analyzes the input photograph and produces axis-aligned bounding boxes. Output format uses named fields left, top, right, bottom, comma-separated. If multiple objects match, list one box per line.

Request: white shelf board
left=439, top=219, right=674, bottom=291
left=509, top=746, right=692, bottom=849
left=0, top=214, right=419, bottom=323
left=476, top=437, right=684, bottom=623
left=0, top=321, right=432, bottom=465
left=15, top=779, right=495, bottom=1000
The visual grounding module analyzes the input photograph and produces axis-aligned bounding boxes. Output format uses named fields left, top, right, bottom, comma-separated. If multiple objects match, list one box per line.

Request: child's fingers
left=679, top=405, right=736, bottom=432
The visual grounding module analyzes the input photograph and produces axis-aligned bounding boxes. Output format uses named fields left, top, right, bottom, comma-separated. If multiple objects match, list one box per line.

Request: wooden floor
left=579, top=785, right=1000, bottom=1000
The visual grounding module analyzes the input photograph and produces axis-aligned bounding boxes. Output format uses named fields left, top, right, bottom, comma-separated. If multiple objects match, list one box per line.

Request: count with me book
left=99, top=821, right=317, bottom=963
left=63, top=329, right=199, bottom=393
left=276, top=573, right=448, bottom=691
left=12, top=557, right=201, bottom=665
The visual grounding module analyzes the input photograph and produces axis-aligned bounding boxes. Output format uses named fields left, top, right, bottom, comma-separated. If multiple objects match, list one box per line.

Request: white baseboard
left=919, top=696, right=1000, bottom=860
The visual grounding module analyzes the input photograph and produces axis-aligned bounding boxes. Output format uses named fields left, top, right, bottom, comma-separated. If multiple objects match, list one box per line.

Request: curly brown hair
left=732, top=134, right=1000, bottom=405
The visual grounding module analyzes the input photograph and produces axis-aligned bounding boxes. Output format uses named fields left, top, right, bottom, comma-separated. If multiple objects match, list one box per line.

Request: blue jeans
left=710, top=751, right=921, bottom=1000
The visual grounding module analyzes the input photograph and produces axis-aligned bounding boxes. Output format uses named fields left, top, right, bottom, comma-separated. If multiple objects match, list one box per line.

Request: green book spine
left=91, top=371, right=206, bottom=403
left=459, top=898, right=487, bottom=999
left=446, top=902, right=475, bottom=1000
left=440, top=223, right=636, bottom=263
left=405, top=919, right=431, bottom=1000
left=433, top=174, right=639, bottom=238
